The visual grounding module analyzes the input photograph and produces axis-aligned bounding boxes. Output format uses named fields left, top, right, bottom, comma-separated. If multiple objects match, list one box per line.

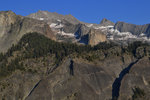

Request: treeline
left=0, top=32, right=149, bottom=78
left=16, top=33, right=93, bottom=63
left=2, top=32, right=150, bottom=63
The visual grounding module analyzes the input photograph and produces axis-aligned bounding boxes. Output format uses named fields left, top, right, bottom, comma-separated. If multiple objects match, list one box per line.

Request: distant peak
left=0, top=10, right=16, bottom=15
left=115, top=21, right=136, bottom=26
left=66, top=14, right=73, bottom=17
left=100, top=18, right=114, bottom=26
left=37, top=10, right=48, bottom=13
left=101, top=18, right=109, bottom=22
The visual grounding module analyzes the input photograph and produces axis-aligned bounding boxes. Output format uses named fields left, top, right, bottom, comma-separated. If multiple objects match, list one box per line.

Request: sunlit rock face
left=88, top=29, right=107, bottom=46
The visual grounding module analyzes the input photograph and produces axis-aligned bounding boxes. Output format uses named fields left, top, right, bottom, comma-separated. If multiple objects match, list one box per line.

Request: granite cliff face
left=114, top=21, right=150, bottom=36
left=88, top=29, right=107, bottom=46
left=0, top=11, right=55, bottom=52
left=119, top=57, right=150, bottom=100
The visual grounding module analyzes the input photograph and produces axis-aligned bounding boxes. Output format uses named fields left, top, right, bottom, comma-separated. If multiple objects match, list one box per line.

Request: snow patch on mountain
left=57, top=31, right=74, bottom=37
left=50, top=23, right=57, bottom=28
left=50, top=23, right=64, bottom=28
left=95, top=26, right=114, bottom=29
left=86, top=24, right=93, bottom=27
left=39, top=18, right=44, bottom=20
left=55, top=24, right=64, bottom=28
left=57, top=19, right=61, bottom=22
left=49, top=22, right=75, bottom=37
left=87, top=24, right=150, bottom=41
left=104, top=26, right=150, bottom=41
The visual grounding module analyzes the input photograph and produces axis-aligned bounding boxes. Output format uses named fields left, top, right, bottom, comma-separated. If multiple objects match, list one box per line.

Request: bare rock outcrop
left=88, top=29, right=107, bottom=46
left=119, top=57, right=150, bottom=100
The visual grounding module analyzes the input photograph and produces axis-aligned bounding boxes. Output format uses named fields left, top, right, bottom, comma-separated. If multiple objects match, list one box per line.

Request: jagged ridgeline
left=0, top=32, right=150, bottom=100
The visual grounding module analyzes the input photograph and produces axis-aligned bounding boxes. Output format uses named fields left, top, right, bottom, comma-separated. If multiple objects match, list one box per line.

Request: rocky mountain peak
left=0, top=10, right=16, bottom=15
left=0, top=10, right=18, bottom=24
left=100, top=18, right=114, bottom=26
left=27, top=10, right=80, bottom=24
left=0, top=11, right=20, bottom=38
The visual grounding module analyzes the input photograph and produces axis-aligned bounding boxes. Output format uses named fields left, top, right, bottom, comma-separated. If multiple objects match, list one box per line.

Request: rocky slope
left=27, top=10, right=81, bottom=25
left=28, top=10, right=150, bottom=45
left=0, top=33, right=150, bottom=100
left=118, top=57, right=150, bottom=100
left=27, top=11, right=108, bottom=46
left=0, top=11, right=55, bottom=53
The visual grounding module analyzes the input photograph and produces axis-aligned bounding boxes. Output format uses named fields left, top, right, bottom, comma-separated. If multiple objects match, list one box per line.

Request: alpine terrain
left=0, top=10, right=150, bottom=100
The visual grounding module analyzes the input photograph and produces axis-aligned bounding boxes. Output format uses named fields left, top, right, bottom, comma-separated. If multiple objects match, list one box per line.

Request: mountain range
left=27, top=10, right=150, bottom=42
left=0, top=10, right=150, bottom=100
left=0, top=10, right=150, bottom=52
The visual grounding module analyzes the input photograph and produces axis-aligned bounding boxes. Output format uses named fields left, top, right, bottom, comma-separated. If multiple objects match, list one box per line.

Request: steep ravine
left=112, top=59, right=140, bottom=100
